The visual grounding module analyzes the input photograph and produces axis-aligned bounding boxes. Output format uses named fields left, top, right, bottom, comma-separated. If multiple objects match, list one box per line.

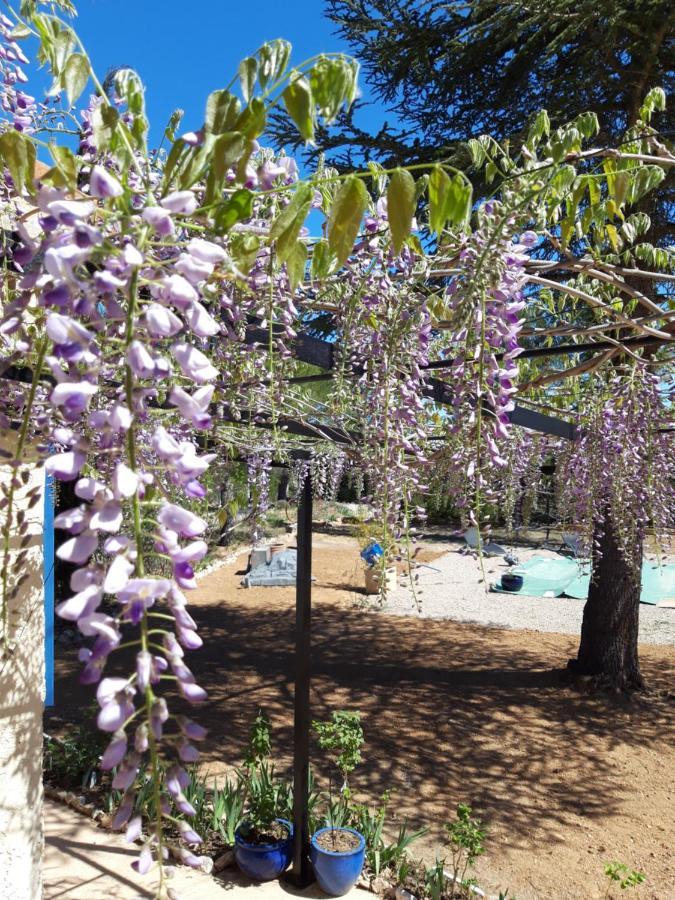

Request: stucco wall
left=0, top=429, right=44, bottom=899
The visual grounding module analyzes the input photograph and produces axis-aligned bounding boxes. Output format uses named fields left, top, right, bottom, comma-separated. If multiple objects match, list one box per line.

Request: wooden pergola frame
left=3, top=217, right=672, bottom=883
left=233, top=292, right=673, bottom=880
left=9, top=297, right=668, bottom=882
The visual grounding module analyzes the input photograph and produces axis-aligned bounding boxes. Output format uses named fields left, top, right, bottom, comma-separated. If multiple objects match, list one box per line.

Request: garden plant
left=312, top=709, right=363, bottom=847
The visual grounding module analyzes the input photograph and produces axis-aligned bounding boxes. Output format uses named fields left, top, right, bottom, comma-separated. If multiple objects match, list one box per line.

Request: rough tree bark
left=569, top=514, right=645, bottom=691
left=277, top=471, right=290, bottom=502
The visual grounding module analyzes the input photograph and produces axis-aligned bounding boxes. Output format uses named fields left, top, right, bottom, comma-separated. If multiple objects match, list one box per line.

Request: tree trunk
left=570, top=267, right=667, bottom=693
left=218, top=480, right=232, bottom=546
left=277, top=471, right=289, bottom=502
left=569, top=514, right=644, bottom=691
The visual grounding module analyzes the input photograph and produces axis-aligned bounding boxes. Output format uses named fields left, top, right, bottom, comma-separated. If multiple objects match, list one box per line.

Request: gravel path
left=383, top=546, right=675, bottom=646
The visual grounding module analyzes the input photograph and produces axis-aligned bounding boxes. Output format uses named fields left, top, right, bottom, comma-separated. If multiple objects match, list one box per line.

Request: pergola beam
left=244, top=325, right=575, bottom=441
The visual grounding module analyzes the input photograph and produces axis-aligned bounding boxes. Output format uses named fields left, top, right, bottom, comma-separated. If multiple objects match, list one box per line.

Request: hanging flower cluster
left=0, top=19, right=363, bottom=889
left=493, top=427, right=547, bottom=534
left=429, top=203, right=534, bottom=529
left=246, top=447, right=272, bottom=543
left=31, top=183, right=218, bottom=875
left=321, top=198, right=434, bottom=554
left=0, top=13, right=34, bottom=133
left=556, top=364, right=675, bottom=570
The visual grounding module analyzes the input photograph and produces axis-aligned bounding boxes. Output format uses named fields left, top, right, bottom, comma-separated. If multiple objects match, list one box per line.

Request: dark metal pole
left=290, top=471, right=313, bottom=886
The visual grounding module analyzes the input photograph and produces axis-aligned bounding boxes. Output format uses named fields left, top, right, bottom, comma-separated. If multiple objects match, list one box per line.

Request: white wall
left=0, top=429, right=45, bottom=899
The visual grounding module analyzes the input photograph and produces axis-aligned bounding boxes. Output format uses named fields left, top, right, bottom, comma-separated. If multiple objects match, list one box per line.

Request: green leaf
left=639, top=87, right=666, bottom=124
left=233, top=138, right=255, bottom=185
left=327, top=175, right=369, bottom=269
left=285, top=239, right=308, bottom=290
left=283, top=75, right=314, bottom=143
left=9, top=24, right=32, bottom=40
left=585, top=174, right=600, bottom=207
left=526, top=108, right=550, bottom=148
left=429, top=167, right=471, bottom=231
left=626, top=165, right=666, bottom=206
left=581, top=206, right=593, bottom=235
left=387, top=168, right=416, bottom=254
left=428, top=166, right=451, bottom=234
left=467, top=139, right=486, bottom=169
left=310, top=239, right=336, bottom=280
left=52, top=27, right=74, bottom=76
left=213, top=188, right=254, bottom=233
left=406, top=233, right=425, bottom=257
left=114, top=68, right=145, bottom=116
left=235, top=98, right=266, bottom=140
left=164, top=109, right=184, bottom=143
left=269, top=182, right=313, bottom=263
left=178, top=133, right=217, bottom=189
left=205, top=90, right=240, bottom=135
left=605, top=223, right=620, bottom=253
left=230, top=232, right=261, bottom=277
left=161, top=138, right=189, bottom=192
left=239, top=57, right=257, bottom=103
left=49, top=144, right=78, bottom=190
left=620, top=220, right=636, bottom=245
left=446, top=174, right=472, bottom=227
left=62, top=53, right=89, bottom=105
left=256, top=39, right=291, bottom=90
left=560, top=215, right=574, bottom=251
left=414, top=173, right=428, bottom=202
left=0, top=130, right=35, bottom=195
left=575, top=112, right=599, bottom=140
left=309, top=55, right=358, bottom=124
left=605, top=199, right=624, bottom=222
left=212, top=131, right=246, bottom=184
left=91, top=103, right=119, bottom=153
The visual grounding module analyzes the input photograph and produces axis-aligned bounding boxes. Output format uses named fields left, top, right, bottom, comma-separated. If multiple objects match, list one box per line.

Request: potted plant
left=360, top=540, right=397, bottom=596
left=500, top=567, right=524, bottom=592
left=310, top=711, right=367, bottom=896
left=234, top=710, right=293, bottom=881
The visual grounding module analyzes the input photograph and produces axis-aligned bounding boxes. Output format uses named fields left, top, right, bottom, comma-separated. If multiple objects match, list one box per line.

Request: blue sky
left=28, top=0, right=385, bottom=150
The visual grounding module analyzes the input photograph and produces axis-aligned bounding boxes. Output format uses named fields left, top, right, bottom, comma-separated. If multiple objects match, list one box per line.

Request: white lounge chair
left=462, top=527, right=507, bottom=558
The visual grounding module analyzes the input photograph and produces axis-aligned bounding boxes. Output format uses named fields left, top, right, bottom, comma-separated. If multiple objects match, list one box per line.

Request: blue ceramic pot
left=234, top=818, right=293, bottom=881
left=501, top=572, right=524, bottom=592
left=310, top=827, right=366, bottom=896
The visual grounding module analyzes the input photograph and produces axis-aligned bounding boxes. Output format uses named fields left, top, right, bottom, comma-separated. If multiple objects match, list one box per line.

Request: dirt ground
left=47, top=534, right=675, bottom=900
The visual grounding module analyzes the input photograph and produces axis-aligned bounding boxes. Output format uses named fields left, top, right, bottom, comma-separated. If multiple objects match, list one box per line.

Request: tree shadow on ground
left=47, top=590, right=675, bottom=857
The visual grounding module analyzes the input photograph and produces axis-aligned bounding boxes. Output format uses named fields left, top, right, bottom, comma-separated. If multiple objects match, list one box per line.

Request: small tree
left=446, top=804, right=487, bottom=896
left=313, top=711, right=364, bottom=843
left=239, top=710, right=290, bottom=841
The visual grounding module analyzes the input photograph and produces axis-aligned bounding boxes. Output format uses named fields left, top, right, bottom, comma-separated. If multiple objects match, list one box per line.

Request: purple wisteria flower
left=167, top=385, right=213, bottom=429
left=116, top=578, right=172, bottom=624
left=171, top=342, right=218, bottom=383
left=157, top=503, right=207, bottom=538
left=160, top=190, right=198, bottom=215
left=96, top=677, right=136, bottom=732
left=90, top=164, right=124, bottom=199
left=142, top=205, right=175, bottom=236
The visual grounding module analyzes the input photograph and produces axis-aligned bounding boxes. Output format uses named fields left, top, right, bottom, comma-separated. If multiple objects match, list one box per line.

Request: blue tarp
left=493, top=556, right=675, bottom=606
